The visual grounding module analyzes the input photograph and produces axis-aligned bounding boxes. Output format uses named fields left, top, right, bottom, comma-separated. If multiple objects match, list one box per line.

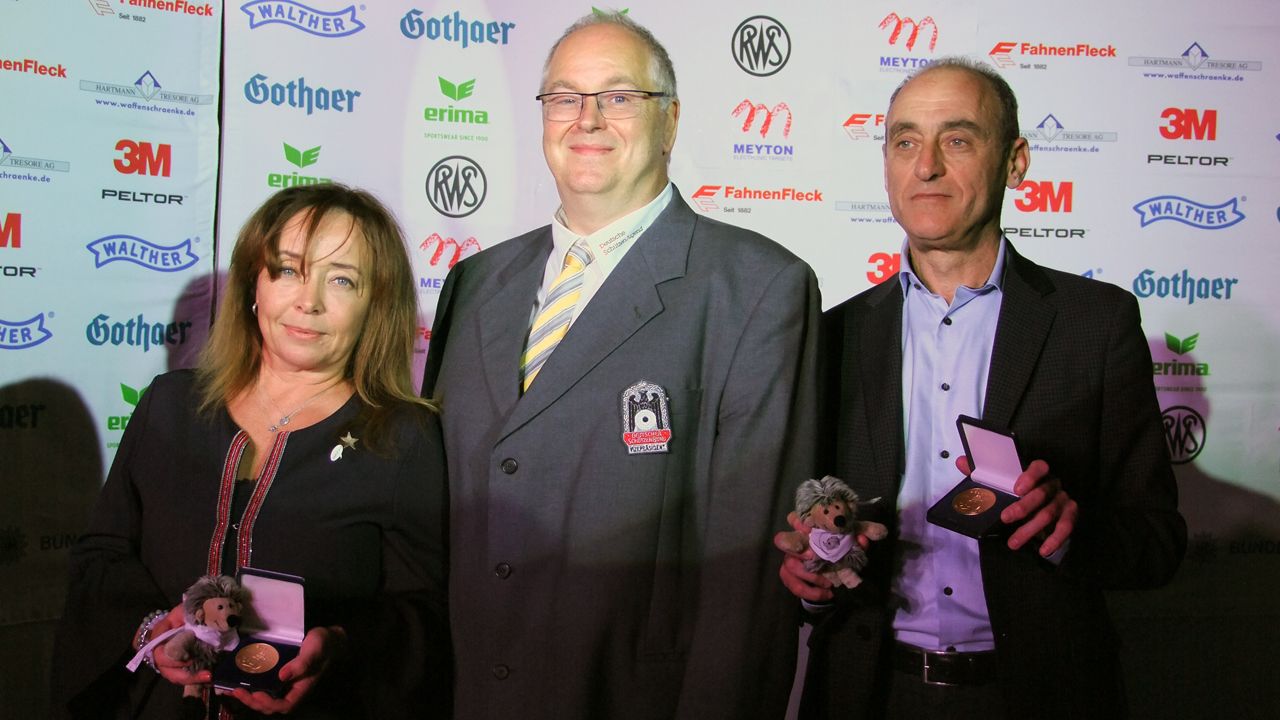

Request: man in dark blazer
left=780, top=59, right=1185, bottom=718
left=422, top=12, right=817, bottom=719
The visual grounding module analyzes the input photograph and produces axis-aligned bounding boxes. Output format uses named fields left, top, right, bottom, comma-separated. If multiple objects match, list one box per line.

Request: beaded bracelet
left=134, top=609, right=168, bottom=672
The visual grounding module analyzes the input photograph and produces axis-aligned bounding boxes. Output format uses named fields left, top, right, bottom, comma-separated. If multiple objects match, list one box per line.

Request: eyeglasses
left=535, top=90, right=670, bottom=121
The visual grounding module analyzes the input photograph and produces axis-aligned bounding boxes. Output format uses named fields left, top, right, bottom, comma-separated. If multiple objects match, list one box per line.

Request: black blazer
left=802, top=244, right=1185, bottom=719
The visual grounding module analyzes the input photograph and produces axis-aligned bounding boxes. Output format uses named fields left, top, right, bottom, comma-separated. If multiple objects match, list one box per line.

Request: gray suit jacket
left=422, top=191, right=819, bottom=719
left=801, top=244, right=1185, bottom=718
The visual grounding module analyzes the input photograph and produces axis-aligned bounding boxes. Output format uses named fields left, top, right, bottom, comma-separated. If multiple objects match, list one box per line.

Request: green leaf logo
left=1164, top=332, right=1199, bottom=355
left=438, top=77, right=475, bottom=102
left=120, top=383, right=149, bottom=407
left=283, top=142, right=321, bottom=168
left=592, top=7, right=629, bottom=15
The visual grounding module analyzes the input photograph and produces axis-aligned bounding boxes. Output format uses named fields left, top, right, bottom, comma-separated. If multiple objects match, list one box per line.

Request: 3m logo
left=283, top=142, right=320, bottom=168
left=843, top=113, right=885, bottom=140
left=0, top=213, right=19, bottom=249
left=420, top=233, right=480, bottom=269
left=1166, top=332, right=1199, bottom=354
left=732, top=100, right=792, bottom=138
left=114, top=140, right=171, bottom=177
left=879, top=13, right=937, bottom=51
left=867, top=251, right=901, bottom=284
left=1160, top=108, right=1217, bottom=141
left=1015, top=181, right=1073, bottom=213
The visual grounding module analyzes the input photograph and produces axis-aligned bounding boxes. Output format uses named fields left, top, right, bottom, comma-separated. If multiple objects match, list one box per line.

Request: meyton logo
left=1015, top=181, right=1073, bottom=213
left=1023, top=113, right=1117, bottom=151
left=0, top=136, right=71, bottom=175
left=1129, top=42, right=1261, bottom=75
left=731, top=16, right=790, bottom=77
left=268, top=142, right=332, bottom=188
left=425, top=156, right=486, bottom=219
left=79, top=70, right=215, bottom=106
left=1, top=213, right=19, bottom=249
left=114, top=140, right=172, bottom=177
left=690, top=184, right=822, bottom=214
left=419, top=234, right=479, bottom=290
left=86, top=235, right=199, bottom=272
left=843, top=113, right=885, bottom=141
left=0, top=314, right=53, bottom=350
left=1162, top=405, right=1206, bottom=464
left=1161, top=108, right=1217, bottom=140
left=880, top=12, right=937, bottom=51
left=1154, top=332, right=1210, bottom=380
left=1133, top=196, right=1244, bottom=230
left=731, top=100, right=793, bottom=160
left=241, top=1, right=365, bottom=37
left=989, top=40, right=1117, bottom=69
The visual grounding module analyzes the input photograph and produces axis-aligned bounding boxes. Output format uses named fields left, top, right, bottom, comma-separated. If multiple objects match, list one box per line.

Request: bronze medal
left=235, top=642, right=280, bottom=674
left=952, top=487, right=997, bottom=516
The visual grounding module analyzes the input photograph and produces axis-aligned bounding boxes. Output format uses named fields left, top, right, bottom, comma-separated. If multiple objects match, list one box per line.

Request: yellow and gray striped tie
left=520, top=243, right=591, bottom=392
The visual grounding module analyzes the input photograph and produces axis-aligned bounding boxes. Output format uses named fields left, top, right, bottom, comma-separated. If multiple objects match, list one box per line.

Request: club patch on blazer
left=621, top=380, right=671, bottom=454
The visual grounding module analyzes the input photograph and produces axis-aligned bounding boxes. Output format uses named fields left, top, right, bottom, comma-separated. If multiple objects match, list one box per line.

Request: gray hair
left=795, top=476, right=862, bottom=518
left=889, top=56, right=1020, bottom=145
left=541, top=10, right=678, bottom=107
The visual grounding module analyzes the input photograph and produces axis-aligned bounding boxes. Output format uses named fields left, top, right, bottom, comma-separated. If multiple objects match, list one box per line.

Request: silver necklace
left=257, top=381, right=338, bottom=433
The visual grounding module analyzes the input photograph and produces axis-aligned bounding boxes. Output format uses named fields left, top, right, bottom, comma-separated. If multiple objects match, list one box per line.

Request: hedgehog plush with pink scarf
left=794, top=476, right=888, bottom=589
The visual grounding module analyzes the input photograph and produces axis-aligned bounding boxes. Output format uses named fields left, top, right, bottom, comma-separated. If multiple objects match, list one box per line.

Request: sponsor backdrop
left=3, top=0, right=1278, bottom=716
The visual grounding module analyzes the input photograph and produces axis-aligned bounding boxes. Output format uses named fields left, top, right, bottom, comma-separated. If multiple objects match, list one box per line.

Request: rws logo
left=1160, top=108, right=1217, bottom=140
left=1162, top=405, right=1206, bottom=464
left=114, top=139, right=171, bottom=177
left=240, top=1, right=365, bottom=37
left=731, top=16, right=790, bottom=77
left=1, top=213, right=19, bottom=248
left=86, top=235, right=199, bottom=272
left=106, top=382, right=148, bottom=431
left=268, top=142, right=332, bottom=188
left=1133, top=196, right=1244, bottom=230
left=1014, top=181, right=1073, bottom=213
left=0, top=314, right=53, bottom=350
left=425, top=156, right=486, bottom=218
left=1154, top=332, right=1209, bottom=378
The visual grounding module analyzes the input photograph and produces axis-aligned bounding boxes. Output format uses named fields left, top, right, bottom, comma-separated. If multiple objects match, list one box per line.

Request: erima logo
left=425, top=77, right=489, bottom=125
left=240, top=1, right=365, bottom=37
left=879, top=13, right=937, bottom=51
left=732, top=100, right=792, bottom=138
left=86, top=235, right=199, bottom=271
left=0, top=314, right=53, bottom=350
left=1133, top=196, right=1244, bottom=229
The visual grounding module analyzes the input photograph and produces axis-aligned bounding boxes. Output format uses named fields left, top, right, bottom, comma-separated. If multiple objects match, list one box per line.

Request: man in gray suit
left=779, top=59, right=1184, bottom=719
left=422, top=12, right=818, bottom=719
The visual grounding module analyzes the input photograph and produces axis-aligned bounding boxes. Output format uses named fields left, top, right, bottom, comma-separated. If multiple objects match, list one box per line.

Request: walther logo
left=0, top=314, right=52, bottom=350
left=86, top=235, right=199, bottom=272
left=1133, top=195, right=1244, bottom=229
left=425, top=156, right=486, bottom=218
left=240, top=1, right=364, bottom=37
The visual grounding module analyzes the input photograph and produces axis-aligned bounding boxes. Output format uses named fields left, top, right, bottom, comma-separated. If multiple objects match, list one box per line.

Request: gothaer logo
left=425, top=156, right=486, bottom=218
left=880, top=12, right=937, bottom=51
left=732, top=100, right=792, bottom=138
left=240, top=1, right=365, bottom=37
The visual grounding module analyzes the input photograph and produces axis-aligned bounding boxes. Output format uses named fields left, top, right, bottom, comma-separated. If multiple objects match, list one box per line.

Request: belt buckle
left=921, top=652, right=958, bottom=687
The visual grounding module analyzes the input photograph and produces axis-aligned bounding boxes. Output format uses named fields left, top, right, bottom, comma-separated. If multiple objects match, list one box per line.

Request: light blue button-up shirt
left=892, top=238, right=1007, bottom=652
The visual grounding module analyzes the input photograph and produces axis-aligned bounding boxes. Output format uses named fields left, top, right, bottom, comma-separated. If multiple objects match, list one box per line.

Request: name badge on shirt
left=621, top=380, right=671, bottom=454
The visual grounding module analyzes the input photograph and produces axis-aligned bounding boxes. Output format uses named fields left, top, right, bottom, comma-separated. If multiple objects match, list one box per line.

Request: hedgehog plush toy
left=793, top=476, right=888, bottom=589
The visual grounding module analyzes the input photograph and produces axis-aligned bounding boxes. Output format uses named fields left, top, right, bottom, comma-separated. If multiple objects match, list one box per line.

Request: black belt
left=892, top=642, right=998, bottom=686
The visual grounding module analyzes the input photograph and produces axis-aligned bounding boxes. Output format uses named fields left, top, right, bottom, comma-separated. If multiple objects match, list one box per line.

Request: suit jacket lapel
left=497, top=191, right=694, bottom=442
left=859, top=281, right=905, bottom=496
left=983, top=244, right=1057, bottom=428
left=477, top=233, right=552, bottom=419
